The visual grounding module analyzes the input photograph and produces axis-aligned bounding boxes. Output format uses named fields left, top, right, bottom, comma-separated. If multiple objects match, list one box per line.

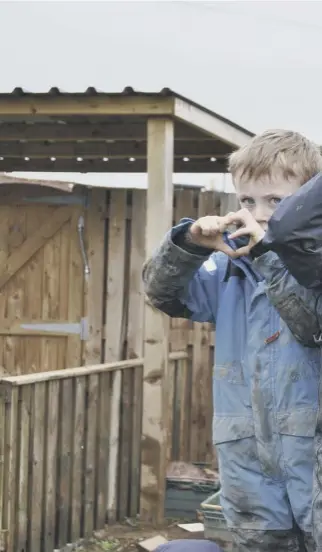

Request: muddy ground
left=59, top=462, right=220, bottom=552
left=59, top=519, right=205, bottom=552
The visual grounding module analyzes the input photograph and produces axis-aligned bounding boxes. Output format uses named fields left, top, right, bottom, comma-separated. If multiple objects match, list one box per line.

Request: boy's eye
left=270, top=197, right=282, bottom=205
left=240, top=197, right=255, bottom=206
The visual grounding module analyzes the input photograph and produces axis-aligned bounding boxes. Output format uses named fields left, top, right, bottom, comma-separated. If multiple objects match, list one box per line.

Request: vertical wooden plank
left=9, top=207, right=26, bottom=370
left=17, top=385, right=31, bottom=552
left=178, top=360, right=191, bottom=461
left=170, top=189, right=196, bottom=462
left=4, top=207, right=26, bottom=376
left=107, top=369, right=121, bottom=522
left=169, top=358, right=178, bottom=461
left=199, top=325, right=213, bottom=462
left=191, top=324, right=213, bottom=462
left=118, top=197, right=132, bottom=521
left=29, top=382, right=46, bottom=552
left=57, top=378, right=73, bottom=547
left=219, top=191, right=239, bottom=216
left=0, top=207, right=11, bottom=375
left=191, top=339, right=202, bottom=458
left=166, top=357, right=175, bottom=463
left=58, top=211, right=70, bottom=324
left=127, top=190, right=146, bottom=518
left=200, top=190, right=221, bottom=217
left=66, top=208, right=84, bottom=369
left=95, top=372, right=111, bottom=528
left=127, top=191, right=146, bottom=359
left=3, top=385, right=18, bottom=552
left=40, top=208, right=54, bottom=373
left=104, top=189, right=127, bottom=362
left=57, top=210, right=71, bottom=372
left=118, top=367, right=131, bottom=521
left=1, top=383, right=11, bottom=547
left=55, top=340, right=67, bottom=374
left=71, top=376, right=86, bottom=542
left=24, top=205, right=47, bottom=375
left=0, top=388, right=5, bottom=535
left=83, top=189, right=105, bottom=365
left=43, top=380, right=59, bottom=552
left=141, top=118, right=174, bottom=523
left=84, top=374, right=98, bottom=536
left=178, top=357, right=189, bottom=460
left=190, top=191, right=217, bottom=462
left=41, top=208, right=61, bottom=372
left=105, top=190, right=127, bottom=522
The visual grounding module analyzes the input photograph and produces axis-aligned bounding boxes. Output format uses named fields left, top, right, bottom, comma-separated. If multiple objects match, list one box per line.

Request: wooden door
left=0, top=202, right=85, bottom=375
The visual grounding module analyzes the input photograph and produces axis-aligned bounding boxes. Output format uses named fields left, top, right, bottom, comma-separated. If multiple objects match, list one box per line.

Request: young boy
left=228, top=171, right=322, bottom=551
left=143, top=130, right=322, bottom=552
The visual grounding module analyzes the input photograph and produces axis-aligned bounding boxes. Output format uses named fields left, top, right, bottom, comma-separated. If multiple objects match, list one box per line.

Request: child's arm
left=143, top=219, right=220, bottom=323
left=224, top=179, right=322, bottom=347
left=252, top=250, right=322, bottom=347
left=250, top=173, right=322, bottom=346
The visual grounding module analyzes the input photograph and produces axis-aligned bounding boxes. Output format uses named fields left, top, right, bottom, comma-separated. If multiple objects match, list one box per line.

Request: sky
left=1, top=0, right=322, bottom=188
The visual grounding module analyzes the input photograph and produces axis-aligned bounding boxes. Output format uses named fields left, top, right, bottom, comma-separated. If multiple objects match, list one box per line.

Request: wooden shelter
left=0, top=88, right=253, bottom=530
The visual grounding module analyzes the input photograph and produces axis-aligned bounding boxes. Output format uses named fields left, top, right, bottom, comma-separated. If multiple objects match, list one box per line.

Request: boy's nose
left=254, top=206, right=269, bottom=224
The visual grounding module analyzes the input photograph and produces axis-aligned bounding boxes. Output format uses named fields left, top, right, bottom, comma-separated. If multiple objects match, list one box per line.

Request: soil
left=58, top=462, right=219, bottom=552
left=59, top=518, right=205, bottom=552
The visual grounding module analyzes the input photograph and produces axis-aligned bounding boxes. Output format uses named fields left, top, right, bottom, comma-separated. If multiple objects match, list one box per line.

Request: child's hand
left=189, top=215, right=238, bottom=257
left=225, top=209, right=265, bottom=257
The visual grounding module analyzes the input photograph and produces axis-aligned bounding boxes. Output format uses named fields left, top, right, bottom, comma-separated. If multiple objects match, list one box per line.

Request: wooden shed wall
left=100, top=187, right=237, bottom=465
left=0, top=185, right=86, bottom=376
left=0, top=183, right=237, bottom=464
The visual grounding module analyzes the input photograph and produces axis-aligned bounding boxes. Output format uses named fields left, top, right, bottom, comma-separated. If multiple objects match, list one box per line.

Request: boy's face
left=235, top=176, right=301, bottom=231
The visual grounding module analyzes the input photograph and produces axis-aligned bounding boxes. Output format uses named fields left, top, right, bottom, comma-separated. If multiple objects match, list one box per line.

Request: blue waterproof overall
left=171, top=220, right=320, bottom=532
left=143, top=218, right=321, bottom=550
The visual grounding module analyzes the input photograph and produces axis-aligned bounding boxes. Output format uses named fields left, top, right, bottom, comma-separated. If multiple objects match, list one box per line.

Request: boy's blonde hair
left=228, top=129, right=322, bottom=186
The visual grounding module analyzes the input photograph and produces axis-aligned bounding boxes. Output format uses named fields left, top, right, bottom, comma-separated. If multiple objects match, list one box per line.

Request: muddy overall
left=143, top=219, right=320, bottom=552
left=246, top=172, right=322, bottom=552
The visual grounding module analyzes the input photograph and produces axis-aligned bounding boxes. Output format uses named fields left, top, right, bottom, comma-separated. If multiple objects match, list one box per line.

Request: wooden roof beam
left=0, top=159, right=227, bottom=173
left=0, top=141, right=229, bottom=158
left=0, top=94, right=252, bottom=148
left=0, top=122, right=214, bottom=142
left=0, top=95, right=175, bottom=117
left=174, top=97, right=251, bottom=147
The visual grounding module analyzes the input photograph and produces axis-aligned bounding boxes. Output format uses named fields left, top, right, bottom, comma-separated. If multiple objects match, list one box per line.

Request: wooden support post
left=140, top=118, right=174, bottom=524
left=83, top=188, right=105, bottom=365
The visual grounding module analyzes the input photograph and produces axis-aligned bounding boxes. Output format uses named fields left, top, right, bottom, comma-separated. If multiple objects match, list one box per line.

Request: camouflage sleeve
left=253, top=251, right=322, bottom=347
left=143, top=222, right=213, bottom=319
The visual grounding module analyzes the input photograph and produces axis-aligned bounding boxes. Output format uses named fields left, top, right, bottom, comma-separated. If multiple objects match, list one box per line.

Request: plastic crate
left=165, top=464, right=220, bottom=520
left=201, top=491, right=236, bottom=551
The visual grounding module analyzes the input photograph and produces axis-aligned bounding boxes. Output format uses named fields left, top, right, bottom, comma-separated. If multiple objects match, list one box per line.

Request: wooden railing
left=0, top=351, right=189, bottom=552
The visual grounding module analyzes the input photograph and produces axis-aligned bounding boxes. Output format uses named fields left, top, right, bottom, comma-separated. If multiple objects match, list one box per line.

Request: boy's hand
left=226, top=209, right=265, bottom=257
left=189, top=216, right=238, bottom=257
